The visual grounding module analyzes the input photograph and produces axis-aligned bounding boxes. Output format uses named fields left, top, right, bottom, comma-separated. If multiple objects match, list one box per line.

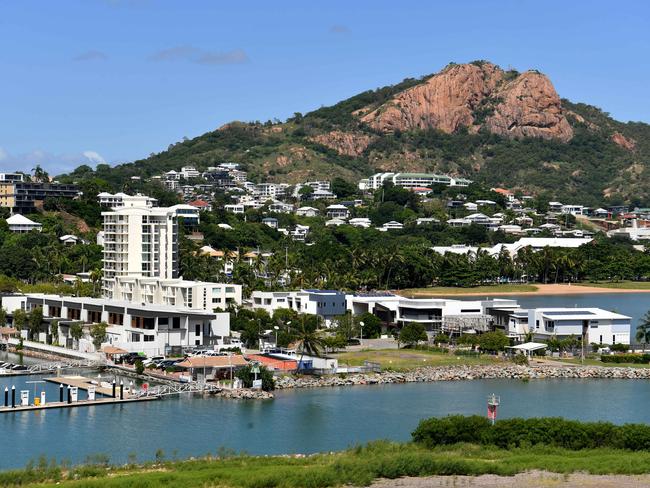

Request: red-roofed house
left=246, top=354, right=298, bottom=372
left=189, top=200, right=212, bottom=212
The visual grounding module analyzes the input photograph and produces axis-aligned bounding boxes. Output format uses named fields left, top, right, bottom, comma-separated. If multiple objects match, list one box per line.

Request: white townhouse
left=503, top=307, right=631, bottom=345
left=326, top=204, right=350, bottom=219
left=251, top=289, right=347, bottom=326
left=6, top=214, right=42, bottom=233
left=296, top=206, right=319, bottom=217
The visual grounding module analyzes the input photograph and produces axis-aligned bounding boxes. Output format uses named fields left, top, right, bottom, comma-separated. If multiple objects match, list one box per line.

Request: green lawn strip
left=545, top=357, right=650, bottom=368
left=15, top=442, right=650, bottom=488
left=333, top=349, right=496, bottom=371
left=399, top=284, right=538, bottom=296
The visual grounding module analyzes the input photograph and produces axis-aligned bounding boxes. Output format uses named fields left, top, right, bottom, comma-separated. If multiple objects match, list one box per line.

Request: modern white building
left=251, top=289, right=347, bottom=325
left=97, top=192, right=157, bottom=208
left=503, top=307, right=631, bottom=345
left=347, top=292, right=519, bottom=335
left=326, top=204, right=350, bottom=219
left=20, top=294, right=228, bottom=356
left=359, top=172, right=472, bottom=191
left=112, top=277, right=242, bottom=311
left=296, top=206, right=319, bottom=217
left=607, top=220, right=650, bottom=241
left=102, top=205, right=179, bottom=298
left=6, top=214, right=42, bottom=233
left=180, top=166, right=201, bottom=179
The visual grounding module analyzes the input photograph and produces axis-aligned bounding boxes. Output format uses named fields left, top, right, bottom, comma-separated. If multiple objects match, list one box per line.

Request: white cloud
left=149, top=45, right=249, bottom=65
left=82, top=150, right=106, bottom=164
left=0, top=147, right=108, bottom=175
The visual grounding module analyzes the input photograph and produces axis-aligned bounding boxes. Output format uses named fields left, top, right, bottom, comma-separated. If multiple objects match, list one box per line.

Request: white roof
left=326, top=204, right=348, bottom=210
left=217, top=223, right=233, bottom=230
left=7, top=214, right=41, bottom=225
left=536, top=307, right=630, bottom=321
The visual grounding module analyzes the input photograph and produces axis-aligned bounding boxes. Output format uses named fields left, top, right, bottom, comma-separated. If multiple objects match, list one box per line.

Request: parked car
left=157, top=359, right=181, bottom=370
left=124, top=352, right=146, bottom=365
left=143, top=356, right=164, bottom=367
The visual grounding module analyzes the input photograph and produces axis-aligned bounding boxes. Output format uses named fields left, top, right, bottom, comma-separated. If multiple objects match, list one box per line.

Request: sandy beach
left=403, top=283, right=650, bottom=297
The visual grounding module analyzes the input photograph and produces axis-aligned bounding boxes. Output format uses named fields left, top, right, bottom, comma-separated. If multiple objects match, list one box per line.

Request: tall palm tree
left=294, top=321, right=324, bottom=371
left=636, top=310, right=650, bottom=352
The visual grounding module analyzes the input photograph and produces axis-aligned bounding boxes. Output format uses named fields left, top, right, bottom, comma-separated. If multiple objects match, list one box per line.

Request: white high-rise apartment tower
left=102, top=204, right=179, bottom=298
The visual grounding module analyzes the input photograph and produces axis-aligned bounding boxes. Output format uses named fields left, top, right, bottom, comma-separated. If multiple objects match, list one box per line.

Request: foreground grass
left=11, top=442, right=650, bottom=488
left=399, top=284, right=538, bottom=296
left=334, top=349, right=498, bottom=371
left=574, top=281, right=650, bottom=290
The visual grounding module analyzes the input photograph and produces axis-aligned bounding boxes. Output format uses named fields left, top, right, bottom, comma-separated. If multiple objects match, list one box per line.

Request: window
left=173, top=317, right=180, bottom=329
left=131, top=333, right=141, bottom=342
left=600, top=335, right=603, bottom=344
left=536, top=320, right=540, bottom=329
left=613, top=335, right=616, bottom=344
left=195, top=324, right=200, bottom=335
left=144, top=335, right=154, bottom=342
left=158, top=317, right=168, bottom=326
left=212, top=298, right=222, bottom=304
left=226, top=287, right=235, bottom=293
left=212, top=287, right=221, bottom=293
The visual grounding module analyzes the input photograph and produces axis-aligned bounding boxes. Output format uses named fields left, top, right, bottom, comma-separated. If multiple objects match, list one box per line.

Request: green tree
left=478, top=331, right=510, bottom=353
left=398, top=323, right=428, bottom=348
left=70, top=322, right=84, bottom=348
left=236, top=363, right=275, bottom=391
left=28, top=306, right=43, bottom=340
left=89, top=322, right=108, bottom=351
left=49, top=320, right=59, bottom=345
left=13, top=308, right=27, bottom=332
left=0, top=308, right=6, bottom=328
left=294, top=321, right=325, bottom=368
left=358, top=312, right=382, bottom=339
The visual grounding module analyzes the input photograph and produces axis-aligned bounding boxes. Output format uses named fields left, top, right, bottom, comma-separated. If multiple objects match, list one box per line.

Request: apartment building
left=359, top=172, right=472, bottom=191
left=97, top=192, right=157, bottom=208
left=0, top=181, right=80, bottom=213
left=112, top=277, right=242, bottom=311
left=102, top=205, right=179, bottom=298
left=20, top=294, right=227, bottom=356
left=255, top=183, right=289, bottom=200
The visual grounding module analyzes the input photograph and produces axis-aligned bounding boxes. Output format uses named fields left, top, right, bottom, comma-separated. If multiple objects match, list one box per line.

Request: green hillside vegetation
left=57, top=62, right=650, bottom=206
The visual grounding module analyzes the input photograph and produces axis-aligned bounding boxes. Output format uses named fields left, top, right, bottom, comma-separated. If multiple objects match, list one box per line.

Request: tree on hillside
left=398, top=323, right=428, bottom=348
left=0, top=308, right=6, bottom=328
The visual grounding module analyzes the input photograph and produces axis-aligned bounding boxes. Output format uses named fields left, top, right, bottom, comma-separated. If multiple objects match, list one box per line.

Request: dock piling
left=59, top=384, right=63, bottom=402
left=119, top=381, right=123, bottom=400
left=4, top=387, right=7, bottom=407
left=67, top=385, right=71, bottom=404
left=112, top=379, right=116, bottom=398
left=11, top=386, right=15, bottom=408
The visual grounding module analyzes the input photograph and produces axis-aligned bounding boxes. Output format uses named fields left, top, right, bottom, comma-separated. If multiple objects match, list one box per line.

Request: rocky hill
left=62, top=61, right=650, bottom=206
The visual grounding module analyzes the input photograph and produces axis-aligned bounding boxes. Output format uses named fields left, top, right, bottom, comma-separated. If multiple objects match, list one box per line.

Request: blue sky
left=1, top=0, right=649, bottom=174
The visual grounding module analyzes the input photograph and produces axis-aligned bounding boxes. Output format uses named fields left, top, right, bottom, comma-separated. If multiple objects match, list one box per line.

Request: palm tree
left=636, top=310, right=650, bottom=351
left=293, top=321, right=324, bottom=372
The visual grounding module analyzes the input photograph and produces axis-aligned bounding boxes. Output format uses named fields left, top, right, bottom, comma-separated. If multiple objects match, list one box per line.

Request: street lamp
left=359, top=321, right=364, bottom=346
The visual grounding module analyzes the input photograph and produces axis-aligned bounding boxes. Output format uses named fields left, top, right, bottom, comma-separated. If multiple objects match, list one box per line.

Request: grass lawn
left=333, top=348, right=497, bottom=371
left=12, top=442, right=650, bottom=487
left=399, top=284, right=538, bottom=296
left=574, top=281, right=650, bottom=290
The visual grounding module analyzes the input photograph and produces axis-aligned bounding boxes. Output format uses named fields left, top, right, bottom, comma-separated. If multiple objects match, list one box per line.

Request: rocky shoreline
left=274, top=364, right=650, bottom=389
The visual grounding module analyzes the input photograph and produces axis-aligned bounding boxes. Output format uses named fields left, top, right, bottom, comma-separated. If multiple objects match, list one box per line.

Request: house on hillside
left=6, top=214, right=42, bottom=233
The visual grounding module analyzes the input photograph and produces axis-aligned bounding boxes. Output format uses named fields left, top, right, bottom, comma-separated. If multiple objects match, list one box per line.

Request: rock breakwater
left=274, top=365, right=650, bottom=389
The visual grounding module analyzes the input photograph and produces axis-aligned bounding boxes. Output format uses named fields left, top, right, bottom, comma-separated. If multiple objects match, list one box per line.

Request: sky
left=1, top=0, right=649, bottom=174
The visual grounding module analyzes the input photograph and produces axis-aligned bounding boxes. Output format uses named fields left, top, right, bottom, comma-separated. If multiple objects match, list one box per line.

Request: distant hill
left=62, top=61, right=650, bottom=206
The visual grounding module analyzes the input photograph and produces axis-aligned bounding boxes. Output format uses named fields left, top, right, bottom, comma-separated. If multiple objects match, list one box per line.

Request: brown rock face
left=310, top=130, right=374, bottom=156
left=611, top=131, right=636, bottom=151
left=361, top=62, right=573, bottom=142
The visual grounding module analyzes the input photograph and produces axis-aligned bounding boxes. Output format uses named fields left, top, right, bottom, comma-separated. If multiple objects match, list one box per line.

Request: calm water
left=1, top=379, right=650, bottom=469
left=0, top=292, right=649, bottom=469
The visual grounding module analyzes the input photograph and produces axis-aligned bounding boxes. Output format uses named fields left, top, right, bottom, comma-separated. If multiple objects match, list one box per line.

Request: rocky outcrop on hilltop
left=360, top=62, right=573, bottom=142
left=310, top=130, right=375, bottom=156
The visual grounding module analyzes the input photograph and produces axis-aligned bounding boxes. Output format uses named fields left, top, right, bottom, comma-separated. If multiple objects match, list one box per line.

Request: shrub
left=412, top=415, right=650, bottom=451
left=134, top=360, right=144, bottom=375
left=511, top=354, right=529, bottom=366
left=601, top=353, right=650, bottom=364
